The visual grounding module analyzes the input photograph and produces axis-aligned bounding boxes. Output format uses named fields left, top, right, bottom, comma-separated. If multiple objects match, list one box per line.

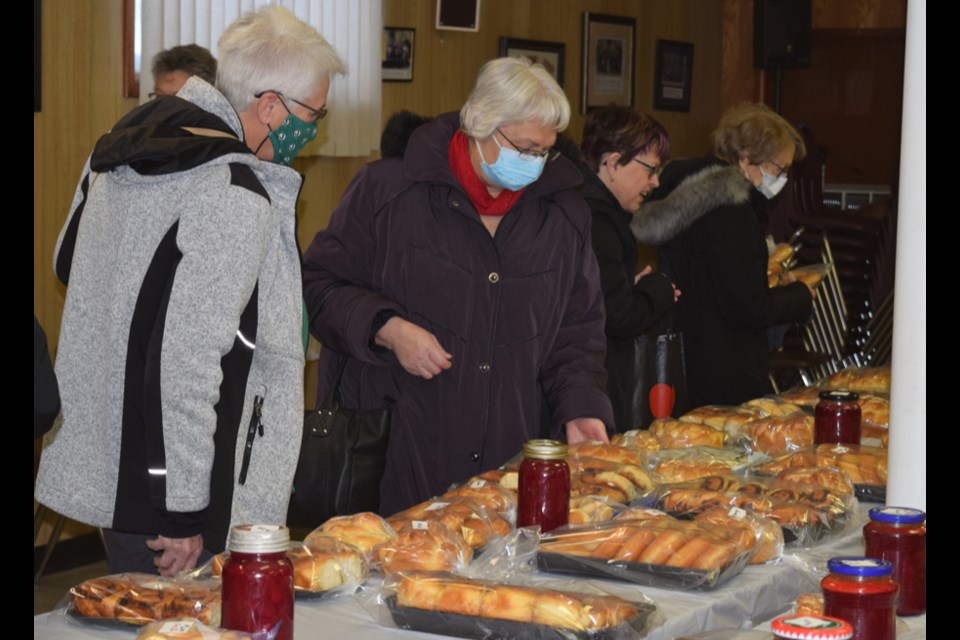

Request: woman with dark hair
left=578, top=105, right=679, bottom=432
left=633, top=103, right=814, bottom=407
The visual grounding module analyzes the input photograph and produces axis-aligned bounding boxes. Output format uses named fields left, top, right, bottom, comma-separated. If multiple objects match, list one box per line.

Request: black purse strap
left=321, top=353, right=349, bottom=409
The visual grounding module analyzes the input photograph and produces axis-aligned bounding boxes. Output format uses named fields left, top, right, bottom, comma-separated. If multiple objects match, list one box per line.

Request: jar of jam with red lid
left=517, top=439, right=570, bottom=533
left=821, top=557, right=897, bottom=640
left=815, top=391, right=861, bottom=445
left=771, top=614, right=853, bottom=639
left=221, top=524, right=294, bottom=640
left=864, top=506, right=926, bottom=615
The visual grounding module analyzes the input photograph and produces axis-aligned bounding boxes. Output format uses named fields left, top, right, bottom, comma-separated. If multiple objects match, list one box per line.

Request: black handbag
left=631, top=331, right=690, bottom=429
left=287, top=354, right=392, bottom=529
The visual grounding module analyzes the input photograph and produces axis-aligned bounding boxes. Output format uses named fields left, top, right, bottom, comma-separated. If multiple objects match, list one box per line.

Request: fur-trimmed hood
left=631, top=163, right=751, bottom=244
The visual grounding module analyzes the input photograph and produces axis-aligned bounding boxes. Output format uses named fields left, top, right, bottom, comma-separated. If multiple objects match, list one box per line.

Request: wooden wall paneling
left=812, top=0, right=907, bottom=29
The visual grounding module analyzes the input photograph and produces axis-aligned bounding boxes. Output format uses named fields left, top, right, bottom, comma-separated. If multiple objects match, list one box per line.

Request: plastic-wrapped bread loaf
left=311, top=512, right=398, bottom=556
left=826, top=366, right=891, bottom=393
left=650, top=418, right=725, bottom=448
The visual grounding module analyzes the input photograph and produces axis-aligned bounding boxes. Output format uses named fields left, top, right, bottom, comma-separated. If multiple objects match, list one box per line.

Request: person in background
left=633, top=103, right=813, bottom=407
left=35, top=6, right=344, bottom=576
left=304, top=57, right=613, bottom=516
left=380, top=110, right=432, bottom=158
left=151, top=43, right=217, bottom=97
left=576, top=106, right=679, bottom=433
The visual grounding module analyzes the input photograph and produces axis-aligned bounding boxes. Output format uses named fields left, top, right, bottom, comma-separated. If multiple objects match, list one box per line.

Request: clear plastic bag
left=649, top=418, right=726, bottom=449
left=62, top=572, right=220, bottom=627
left=387, top=497, right=512, bottom=550
left=609, top=429, right=661, bottom=455
left=371, top=570, right=661, bottom=639
left=209, top=536, right=369, bottom=598
left=735, top=412, right=815, bottom=456
left=536, top=517, right=754, bottom=590
left=443, top=478, right=518, bottom=520
left=647, top=447, right=751, bottom=483
left=374, top=519, right=474, bottom=575
left=309, top=511, right=398, bottom=558
left=135, top=617, right=261, bottom=640
left=679, top=405, right=761, bottom=432
left=751, top=443, right=887, bottom=502
left=825, top=365, right=891, bottom=394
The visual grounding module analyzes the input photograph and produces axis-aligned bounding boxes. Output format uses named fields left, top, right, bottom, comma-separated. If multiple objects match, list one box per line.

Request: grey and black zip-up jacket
left=35, top=77, right=305, bottom=553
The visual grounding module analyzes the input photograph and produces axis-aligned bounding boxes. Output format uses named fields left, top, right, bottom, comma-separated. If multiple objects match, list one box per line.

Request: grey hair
left=216, top=5, right=346, bottom=113
left=460, top=57, right=570, bottom=139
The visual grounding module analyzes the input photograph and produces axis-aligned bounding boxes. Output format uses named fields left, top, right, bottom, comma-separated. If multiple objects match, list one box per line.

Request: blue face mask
left=475, top=135, right=546, bottom=191
left=757, top=167, right=788, bottom=199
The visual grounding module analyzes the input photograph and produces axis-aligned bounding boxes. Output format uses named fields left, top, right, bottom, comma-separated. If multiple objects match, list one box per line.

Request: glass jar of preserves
left=821, top=557, right=897, bottom=640
left=517, top=439, right=570, bottom=533
left=221, top=524, right=294, bottom=640
left=864, top=506, right=926, bottom=615
left=815, top=391, right=861, bottom=445
left=771, top=614, right=853, bottom=639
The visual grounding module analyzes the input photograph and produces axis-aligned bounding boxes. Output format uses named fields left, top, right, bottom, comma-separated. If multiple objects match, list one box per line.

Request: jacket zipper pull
left=239, top=395, right=264, bottom=485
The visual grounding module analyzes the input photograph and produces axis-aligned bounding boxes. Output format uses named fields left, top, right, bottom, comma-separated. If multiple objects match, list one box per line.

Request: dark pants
left=102, top=529, right=214, bottom=575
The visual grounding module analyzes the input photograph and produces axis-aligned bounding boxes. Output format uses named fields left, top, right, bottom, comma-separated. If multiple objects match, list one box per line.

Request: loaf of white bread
left=392, top=571, right=644, bottom=632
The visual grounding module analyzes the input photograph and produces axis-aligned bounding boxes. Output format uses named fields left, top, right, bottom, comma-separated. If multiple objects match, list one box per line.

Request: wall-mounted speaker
left=754, top=0, right=812, bottom=69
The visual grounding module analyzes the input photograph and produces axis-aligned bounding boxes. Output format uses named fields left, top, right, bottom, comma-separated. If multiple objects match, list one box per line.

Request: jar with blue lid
left=821, top=557, right=897, bottom=640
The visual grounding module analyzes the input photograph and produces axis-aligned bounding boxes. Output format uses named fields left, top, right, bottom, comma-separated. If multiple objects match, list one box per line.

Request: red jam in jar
left=221, top=524, right=295, bottom=640
left=517, top=439, right=570, bottom=533
left=771, top=614, right=853, bottom=639
left=821, top=557, right=897, bottom=640
left=864, top=506, right=926, bottom=615
left=815, top=391, right=861, bottom=445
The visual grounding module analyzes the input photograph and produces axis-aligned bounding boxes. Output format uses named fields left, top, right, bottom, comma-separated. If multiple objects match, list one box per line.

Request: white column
left=886, top=0, right=925, bottom=511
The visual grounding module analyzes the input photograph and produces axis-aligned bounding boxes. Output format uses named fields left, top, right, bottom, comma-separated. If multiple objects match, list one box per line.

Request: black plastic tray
left=855, top=483, right=886, bottom=503
left=66, top=605, right=147, bottom=629
left=386, top=595, right=655, bottom=640
left=536, top=550, right=748, bottom=591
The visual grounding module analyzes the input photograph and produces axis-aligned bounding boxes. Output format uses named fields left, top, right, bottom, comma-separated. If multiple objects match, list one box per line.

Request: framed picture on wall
left=383, top=27, right=415, bottom=82
left=654, top=40, right=694, bottom=112
left=498, top=37, right=565, bottom=88
left=581, top=12, right=635, bottom=114
left=436, top=0, right=480, bottom=32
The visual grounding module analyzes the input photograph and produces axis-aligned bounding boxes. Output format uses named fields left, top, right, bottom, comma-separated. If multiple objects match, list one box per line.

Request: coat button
left=488, top=272, right=500, bottom=284
left=451, top=199, right=460, bottom=208
left=470, top=452, right=480, bottom=462
left=479, top=362, right=491, bottom=373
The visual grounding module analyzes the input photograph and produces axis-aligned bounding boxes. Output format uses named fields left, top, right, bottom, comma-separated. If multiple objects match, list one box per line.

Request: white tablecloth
left=33, top=512, right=926, bottom=639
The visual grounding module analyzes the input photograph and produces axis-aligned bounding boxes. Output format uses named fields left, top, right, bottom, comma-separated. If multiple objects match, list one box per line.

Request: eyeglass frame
left=631, top=157, right=664, bottom=178
left=254, top=90, right=328, bottom=123
left=495, top=128, right=560, bottom=162
left=762, top=159, right=790, bottom=178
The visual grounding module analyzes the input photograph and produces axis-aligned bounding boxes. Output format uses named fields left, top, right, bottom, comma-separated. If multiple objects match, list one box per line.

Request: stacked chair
left=766, top=127, right=897, bottom=390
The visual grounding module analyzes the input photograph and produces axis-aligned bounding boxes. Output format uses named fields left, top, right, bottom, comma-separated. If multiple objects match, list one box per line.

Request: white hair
left=460, top=57, right=571, bottom=139
left=217, top=5, right=346, bottom=112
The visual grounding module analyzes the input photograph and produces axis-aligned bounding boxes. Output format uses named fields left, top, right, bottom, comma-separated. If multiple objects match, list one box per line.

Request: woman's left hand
left=565, top=418, right=609, bottom=444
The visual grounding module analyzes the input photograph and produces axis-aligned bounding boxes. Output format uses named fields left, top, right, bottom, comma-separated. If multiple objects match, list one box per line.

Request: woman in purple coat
left=303, top=58, right=614, bottom=515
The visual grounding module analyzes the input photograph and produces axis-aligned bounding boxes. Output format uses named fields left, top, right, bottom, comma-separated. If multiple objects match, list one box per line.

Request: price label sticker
left=425, top=502, right=450, bottom=512
left=470, top=480, right=487, bottom=489
left=412, top=520, right=429, bottom=530
left=727, top=507, right=748, bottom=520
left=160, top=621, right=198, bottom=633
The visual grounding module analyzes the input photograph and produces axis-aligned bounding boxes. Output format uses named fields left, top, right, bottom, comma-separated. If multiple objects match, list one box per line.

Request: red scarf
left=448, top=130, right=525, bottom=217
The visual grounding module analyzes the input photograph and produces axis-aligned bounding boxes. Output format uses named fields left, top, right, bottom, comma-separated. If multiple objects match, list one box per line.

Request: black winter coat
left=633, top=157, right=812, bottom=407
left=303, top=113, right=614, bottom=516
left=580, top=169, right=675, bottom=432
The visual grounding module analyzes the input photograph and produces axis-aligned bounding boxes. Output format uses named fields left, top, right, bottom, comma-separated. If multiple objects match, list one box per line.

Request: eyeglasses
left=255, top=90, right=328, bottom=123
left=632, top=157, right=663, bottom=178
left=496, top=128, right=559, bottom=161
left=763, top=160, right=789, bottom=178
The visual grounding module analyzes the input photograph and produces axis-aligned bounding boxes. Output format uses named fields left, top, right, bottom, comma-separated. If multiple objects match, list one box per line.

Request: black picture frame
left=653, top=39, right=694, bottom=112
left=498, top=37, right=565, bottom=88
left=581, top=12, right=636, bottom=114
left=435, top=0, right=481, bottom=32
left=383, top=27, right=415, bottom=83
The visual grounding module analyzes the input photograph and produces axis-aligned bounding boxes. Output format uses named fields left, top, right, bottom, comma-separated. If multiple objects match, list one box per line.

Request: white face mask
left=758, top=167, right=788, bottom=199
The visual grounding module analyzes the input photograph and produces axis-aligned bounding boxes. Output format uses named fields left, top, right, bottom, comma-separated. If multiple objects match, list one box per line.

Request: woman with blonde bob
left=304, top=57, right=614, bottom=515
left=632, top=103, right=814, bottom=407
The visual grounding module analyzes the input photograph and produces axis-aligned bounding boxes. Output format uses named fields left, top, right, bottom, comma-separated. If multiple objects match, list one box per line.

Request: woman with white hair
left=304, top=57, right=614, bottom=515
left=36, top=5, right=344, bottom=575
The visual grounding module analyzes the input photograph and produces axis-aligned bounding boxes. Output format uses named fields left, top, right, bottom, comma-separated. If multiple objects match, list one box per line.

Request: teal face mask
left=254, top=94, right=319, bottom=166
left=267, top=106, right=318, bottom=166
